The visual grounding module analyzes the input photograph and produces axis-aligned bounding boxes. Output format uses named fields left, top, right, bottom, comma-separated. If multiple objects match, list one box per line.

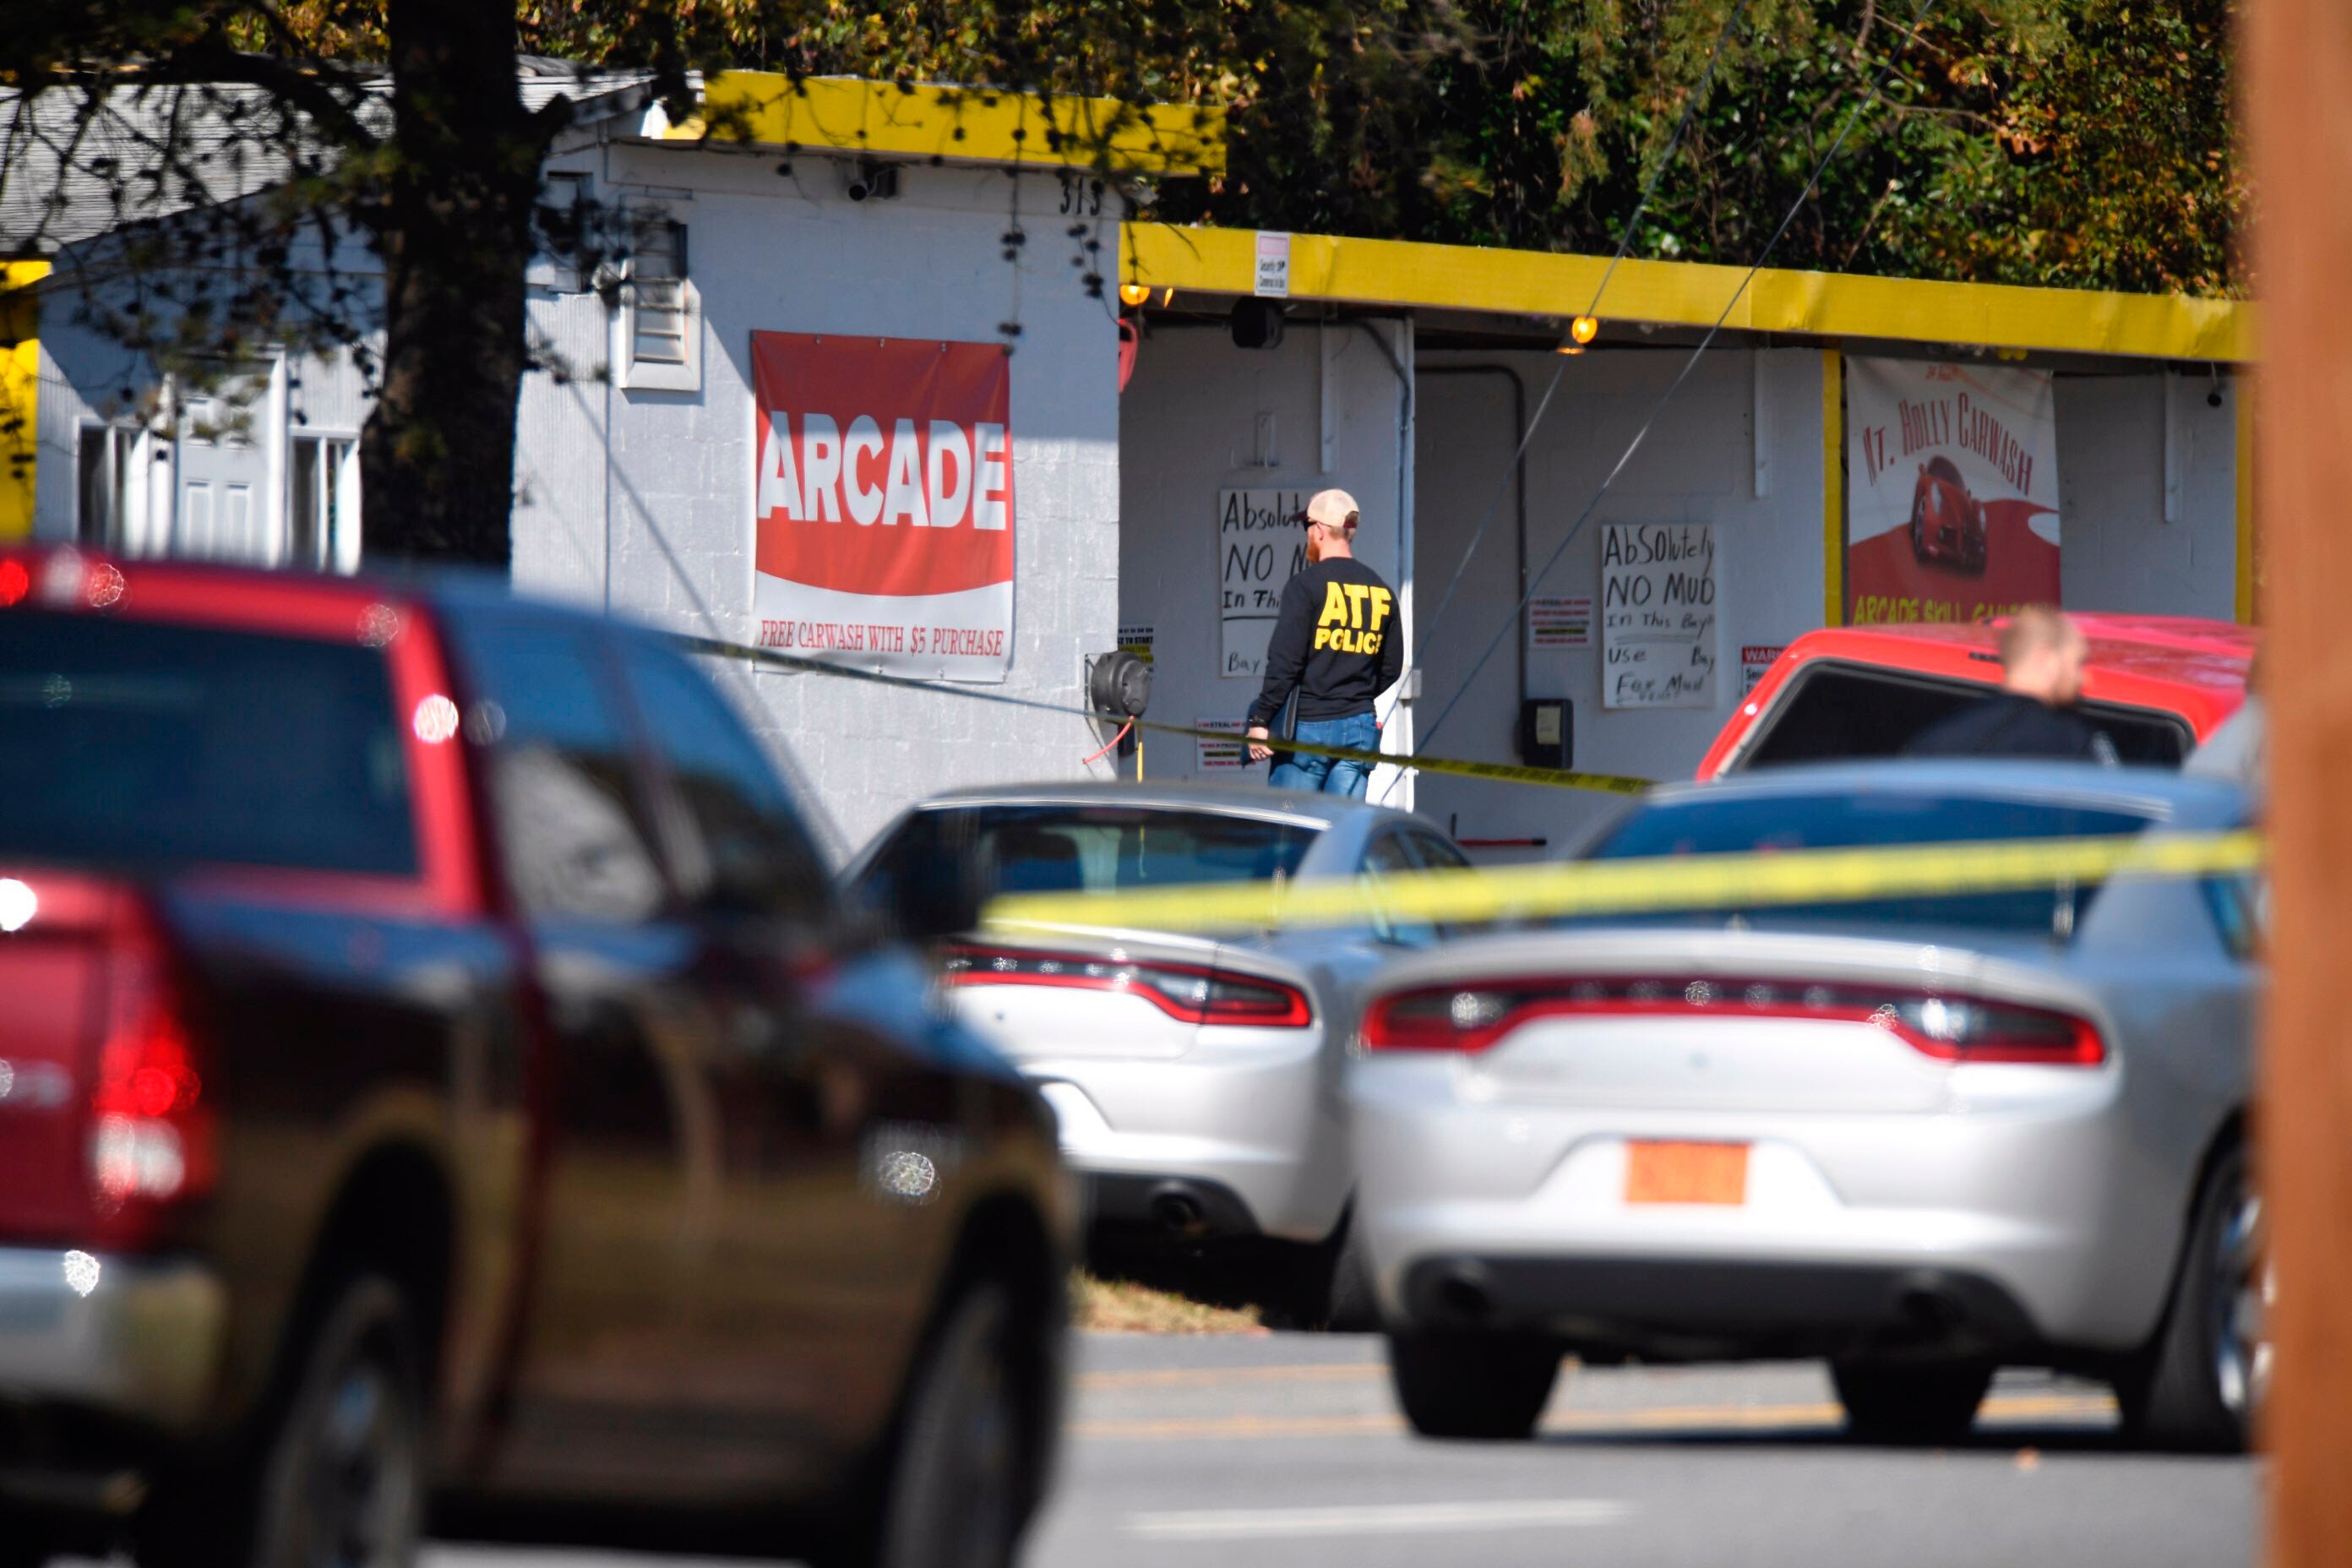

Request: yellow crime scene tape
left=984, top=830, right=2267, bottom=936
left=667, top=637, right=2262, bottom=937
left=677, top=634, right=1650, bottom=795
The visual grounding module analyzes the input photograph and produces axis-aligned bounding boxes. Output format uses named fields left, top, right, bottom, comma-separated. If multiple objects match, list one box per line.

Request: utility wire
left=1411, top=0, right=1940, bottom=761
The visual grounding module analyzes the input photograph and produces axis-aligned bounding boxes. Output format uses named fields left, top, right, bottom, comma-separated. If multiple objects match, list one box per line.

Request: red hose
left=1081, top=720, right=1134, bottom=766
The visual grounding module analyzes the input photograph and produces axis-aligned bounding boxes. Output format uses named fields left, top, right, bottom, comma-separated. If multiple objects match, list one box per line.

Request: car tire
left=852, top=1280, right=1034, bottom=1568
left=1387, top=1330, right=1561, bottom=1440
left=2118, top=1140, right=2262, bottom=1453
left=140, top=1272, right=425, bottom=1568
left=1831, top=1358, right=1992, bottom=1445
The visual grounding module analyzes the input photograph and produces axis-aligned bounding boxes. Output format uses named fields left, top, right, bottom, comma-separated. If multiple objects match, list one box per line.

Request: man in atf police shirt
left=1244, top=488, right=1403, bottom=797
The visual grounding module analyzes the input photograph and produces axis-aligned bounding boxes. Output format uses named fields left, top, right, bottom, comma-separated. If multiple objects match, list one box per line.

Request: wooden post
left=2247, top=0, right=2352, bottom=1559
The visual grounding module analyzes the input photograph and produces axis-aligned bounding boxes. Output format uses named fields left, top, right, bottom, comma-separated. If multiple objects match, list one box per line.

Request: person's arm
left=1377, top=594, right=1404, bottom=705
left=1247, top=576, right=1313, bottom=759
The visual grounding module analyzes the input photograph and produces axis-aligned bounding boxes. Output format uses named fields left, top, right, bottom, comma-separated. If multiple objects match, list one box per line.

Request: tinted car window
left=0, top=609, right=414, bottom=874
left=444, top=618, right=662, bottom=923
left=1585, top=789, right=2157, bottom=935
left=1404, top=830, right=1472, bottom=872
left=859, top=805, right=1317, bottom=910
left=1361, top=831, right=1436, bottom=946
left=1744, top=666, right=2188, bottom=770
left=618, top=641, right=829, bottom=922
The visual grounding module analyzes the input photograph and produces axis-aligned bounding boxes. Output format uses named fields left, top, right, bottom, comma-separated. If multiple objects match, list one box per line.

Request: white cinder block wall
left=510, top=139, right=1127, bottom=858
left=1410, top=347, right=1831, bottom=853
left=1115, top=319, right=1413, bottom=800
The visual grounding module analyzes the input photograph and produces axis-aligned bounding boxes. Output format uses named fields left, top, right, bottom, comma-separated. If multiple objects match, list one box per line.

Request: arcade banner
left=1845, top=357, right=2061, bottom=624
left=751, top=332, right=1015, bottom=681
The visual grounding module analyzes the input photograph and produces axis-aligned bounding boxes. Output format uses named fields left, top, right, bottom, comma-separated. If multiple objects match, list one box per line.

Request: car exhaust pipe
left=1435, top=1265, right=1496, bottom=1324
left=1147, top=1184, right=1208, bottom=1237
left=1892, top=1276, right=1964, bottom=1337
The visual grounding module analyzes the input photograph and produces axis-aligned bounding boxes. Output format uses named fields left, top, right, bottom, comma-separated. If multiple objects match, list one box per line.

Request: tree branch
left=129, top=36, right=380, bottom=153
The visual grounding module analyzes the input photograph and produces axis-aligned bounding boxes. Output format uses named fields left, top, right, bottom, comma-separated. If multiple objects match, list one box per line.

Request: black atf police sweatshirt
left=1246, top=558, right=1404, bottom=727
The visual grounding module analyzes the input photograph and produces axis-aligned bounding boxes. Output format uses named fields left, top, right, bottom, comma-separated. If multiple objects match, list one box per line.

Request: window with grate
left=630, top=219, right=689, bottom=366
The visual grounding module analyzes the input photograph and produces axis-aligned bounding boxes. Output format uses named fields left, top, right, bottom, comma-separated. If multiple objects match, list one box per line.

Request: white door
left=174, top=394, right=274, bottom=564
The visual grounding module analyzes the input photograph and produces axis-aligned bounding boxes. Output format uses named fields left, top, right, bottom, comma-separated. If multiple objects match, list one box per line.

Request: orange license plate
left=1624, top=1140, right=1750, bottom=1206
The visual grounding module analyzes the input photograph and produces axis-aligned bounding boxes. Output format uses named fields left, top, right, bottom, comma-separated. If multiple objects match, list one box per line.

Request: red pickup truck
left=1698, top=615, right=2254, bottom=780
left=0, top=548, right=1071, bottom=1568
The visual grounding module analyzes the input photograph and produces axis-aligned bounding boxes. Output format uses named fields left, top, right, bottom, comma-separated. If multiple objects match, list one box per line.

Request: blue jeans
left=1270, top=712, right=1380, bottom=798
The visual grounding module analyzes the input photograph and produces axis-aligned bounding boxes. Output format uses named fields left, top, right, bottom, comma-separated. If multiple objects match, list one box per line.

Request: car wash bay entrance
left=1113, top=227, right=2253, bottom=854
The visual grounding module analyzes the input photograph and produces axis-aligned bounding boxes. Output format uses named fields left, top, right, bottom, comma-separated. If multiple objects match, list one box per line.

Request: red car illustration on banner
left=1908, top=455, right=1989, bottom=573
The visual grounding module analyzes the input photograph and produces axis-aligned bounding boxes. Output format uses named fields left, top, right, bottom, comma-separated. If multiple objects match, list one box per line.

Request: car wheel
left=141, top=1273, right=425, bottom=1568
left=870, top=1281, right=1033, bottom=1568
left=2119, top=1140, right=2264, bottom=1452
left=1387, top=1330, right=1561, bottom=1440
left=1831, top=1358, right=1993, bottom=1445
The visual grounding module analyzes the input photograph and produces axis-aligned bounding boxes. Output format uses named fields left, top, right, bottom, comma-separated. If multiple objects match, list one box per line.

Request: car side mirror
left=887, top=845, right=986, bottom=943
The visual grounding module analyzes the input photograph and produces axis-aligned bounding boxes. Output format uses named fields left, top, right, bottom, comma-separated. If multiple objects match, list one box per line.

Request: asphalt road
left=406, top=1330, right=2257, bottom=1568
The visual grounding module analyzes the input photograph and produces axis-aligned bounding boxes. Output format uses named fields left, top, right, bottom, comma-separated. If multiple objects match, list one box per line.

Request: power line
left=1409, top=0, right=1941, bottom=762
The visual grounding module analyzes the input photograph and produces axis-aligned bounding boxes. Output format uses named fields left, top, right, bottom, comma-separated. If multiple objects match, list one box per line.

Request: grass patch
left=1074, top=1269, right=1267, bottom=1334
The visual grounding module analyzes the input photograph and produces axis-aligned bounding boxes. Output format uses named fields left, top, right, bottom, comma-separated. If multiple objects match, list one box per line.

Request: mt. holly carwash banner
left=752, top=331, right=1015, bottom=681
left=1845, top=357, right=2061, bottom=625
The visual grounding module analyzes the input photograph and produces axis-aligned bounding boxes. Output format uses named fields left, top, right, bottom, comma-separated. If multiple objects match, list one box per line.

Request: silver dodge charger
left=1350, top=762, right=2262, bottom=1449
left=850, top=782, right=1473, bottom=1323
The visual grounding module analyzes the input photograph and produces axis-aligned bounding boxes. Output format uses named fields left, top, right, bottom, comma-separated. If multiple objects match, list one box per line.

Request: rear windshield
left=1742, top=665, right=2190, bottom=770
left=0, top=610, right=416, bottom=875
left=858, top=804, right=1319, bottom=904
left=1582, top=789, right=2158, bottom=935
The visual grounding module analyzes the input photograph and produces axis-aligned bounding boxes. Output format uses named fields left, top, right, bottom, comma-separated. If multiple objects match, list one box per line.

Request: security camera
left=843, top=160, right=899, bottom=203
left=1230, top=297, right=1285, bottom=351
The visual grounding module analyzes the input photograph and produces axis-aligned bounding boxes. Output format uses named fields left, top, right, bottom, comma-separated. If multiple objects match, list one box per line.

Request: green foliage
left=1147, top=0, right=2242, bottom=296
left=547, top=0, right=2240, bottom=297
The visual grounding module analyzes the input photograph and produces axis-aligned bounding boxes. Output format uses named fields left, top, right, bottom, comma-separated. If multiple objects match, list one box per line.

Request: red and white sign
left=751, top=332, right=1015, bottom=682
left=1846, top=357, right=2061, bottom=626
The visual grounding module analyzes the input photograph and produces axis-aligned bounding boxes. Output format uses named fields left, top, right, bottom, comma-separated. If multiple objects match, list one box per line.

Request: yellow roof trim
left=694, top=74, right=1223, bottom=177
left=0, top=261, right=50, bottom=542
left=1121, top=225, right=2252, bottom=364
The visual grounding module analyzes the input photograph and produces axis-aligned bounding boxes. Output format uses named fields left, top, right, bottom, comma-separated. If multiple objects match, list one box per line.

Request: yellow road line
left=1071, top=1391, right=2116, bottom=1442
left=1076, top=1363, right=1386, bottom=1391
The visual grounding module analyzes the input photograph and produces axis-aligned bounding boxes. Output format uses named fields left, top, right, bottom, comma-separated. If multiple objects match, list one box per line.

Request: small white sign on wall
left=1529, top=596, right=1594, bottom=649
left=1218, top=488, right=1309, bottom=680
left=1254, top=231, right=1292, bottom=298
left=1601, top=523, right=1719, bottom=710
left=1196, top=717, right=1250, bottom=770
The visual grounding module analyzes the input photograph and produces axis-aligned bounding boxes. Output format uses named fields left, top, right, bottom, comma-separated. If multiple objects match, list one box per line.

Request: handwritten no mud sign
left=1601, top=523, right=1719, bottom=710
left=1218, top=488, right=1309, bottom=680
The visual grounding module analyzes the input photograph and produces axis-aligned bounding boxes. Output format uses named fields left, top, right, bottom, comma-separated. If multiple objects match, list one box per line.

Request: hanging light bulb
left=1571, top=314, right=1601, bottom=345
left=1119, top=281, right=1151, bottom=308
